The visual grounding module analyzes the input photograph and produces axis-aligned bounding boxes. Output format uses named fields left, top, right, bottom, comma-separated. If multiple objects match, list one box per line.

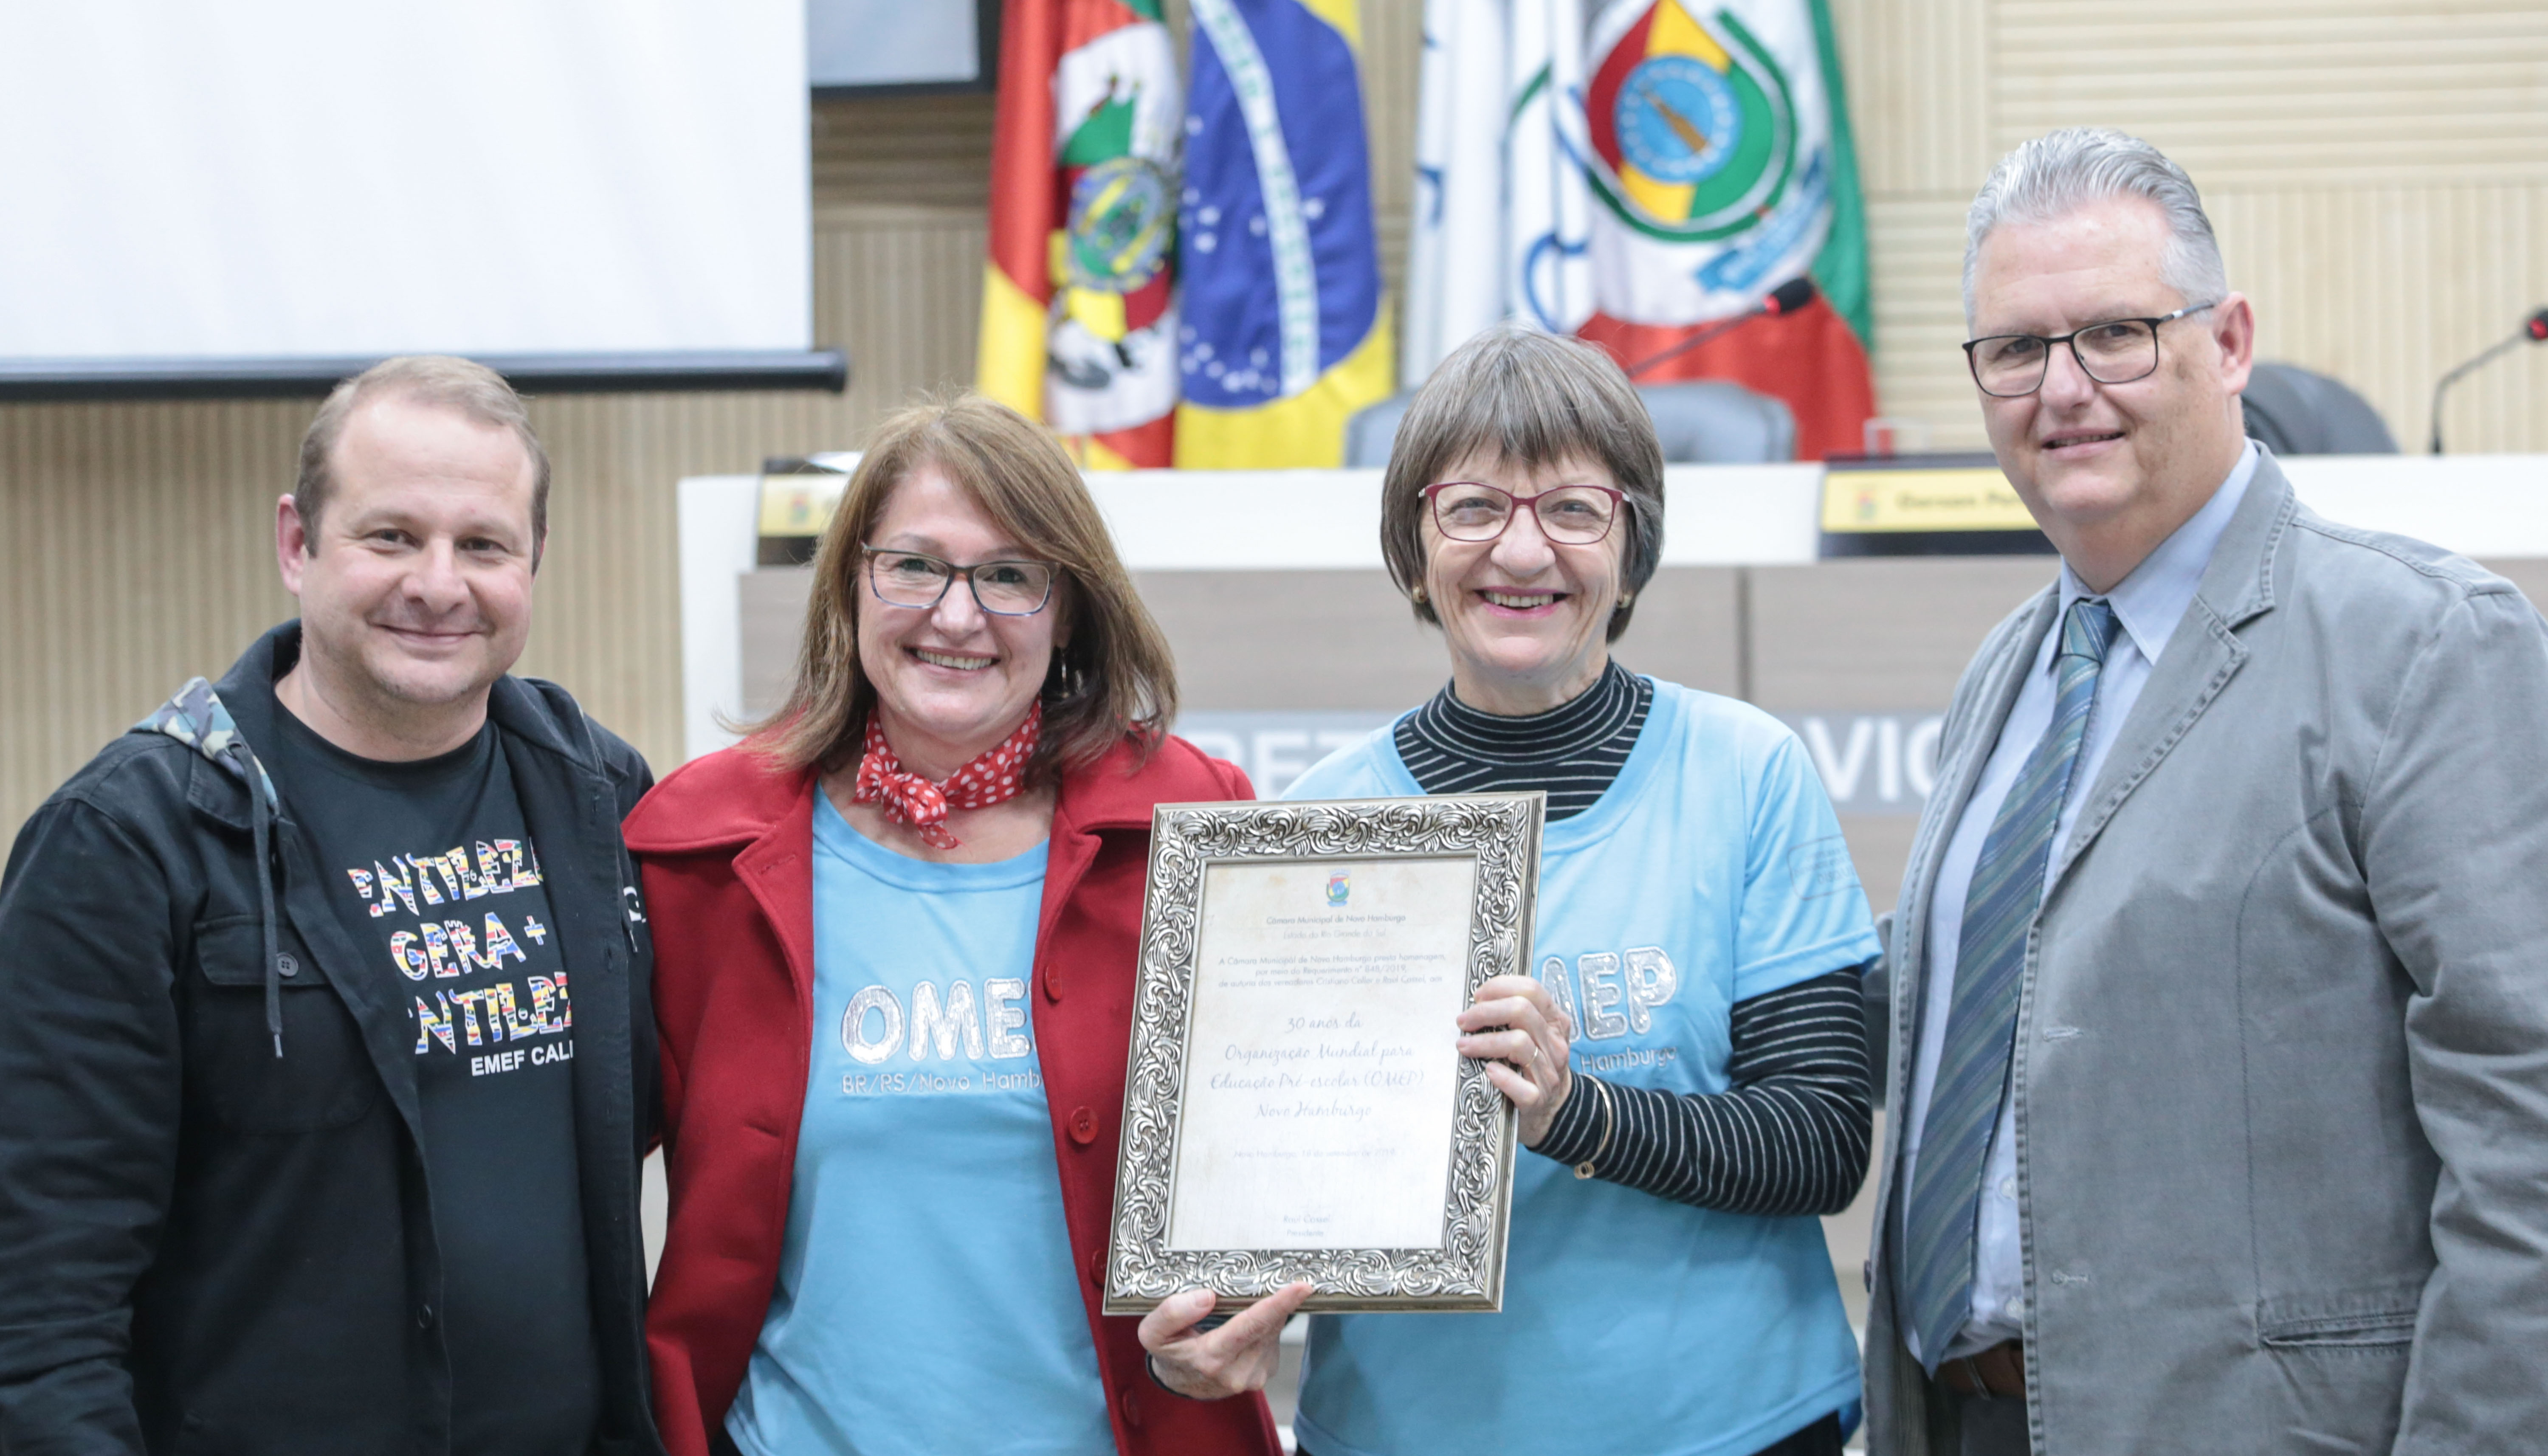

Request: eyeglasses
left=1962, top=301, right=2221, bottom=398
left=1421, top=482, right=1627, bottom=546
left=861, top=546, right=1058, bottom=616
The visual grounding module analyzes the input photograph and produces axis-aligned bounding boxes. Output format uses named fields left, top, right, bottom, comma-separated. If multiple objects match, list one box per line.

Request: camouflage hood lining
left=138, top=676, right=287, bottom=1056
left=138, top=676, right=280, bottom=813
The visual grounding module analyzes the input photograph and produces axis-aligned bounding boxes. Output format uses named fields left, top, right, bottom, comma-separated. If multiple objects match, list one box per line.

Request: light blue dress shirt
left=1898, top=442, right=2258, bottom=1363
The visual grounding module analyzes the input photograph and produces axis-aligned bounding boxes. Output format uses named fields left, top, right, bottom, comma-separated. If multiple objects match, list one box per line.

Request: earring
left=1617, top=592, right=1635, bottom=609
left=1411, top=585, right=1429, bottom=605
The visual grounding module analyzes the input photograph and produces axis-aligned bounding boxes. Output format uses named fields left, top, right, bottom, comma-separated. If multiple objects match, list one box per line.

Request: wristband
left=1145, top=1311, right=1229, bottom=1400
left=1146, top=1352, right=1206, bottom=1400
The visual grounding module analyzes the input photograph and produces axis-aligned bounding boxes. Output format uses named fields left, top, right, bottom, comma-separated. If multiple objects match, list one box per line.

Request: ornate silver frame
left=1102, top=793, right=1543, bottom=1315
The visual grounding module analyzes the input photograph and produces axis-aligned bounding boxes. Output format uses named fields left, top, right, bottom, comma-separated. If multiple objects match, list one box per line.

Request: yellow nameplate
left=758, top=475, right=848, bottom=538
left=1820, top=467, right=2036, bottom=534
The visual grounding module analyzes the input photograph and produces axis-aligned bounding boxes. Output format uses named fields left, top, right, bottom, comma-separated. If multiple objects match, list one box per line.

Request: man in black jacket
left=0, top=356, right=663, bottom=1455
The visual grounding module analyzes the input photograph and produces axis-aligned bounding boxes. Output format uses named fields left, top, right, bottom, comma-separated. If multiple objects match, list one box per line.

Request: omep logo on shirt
left=834, top=975, right=1040, bottom=1097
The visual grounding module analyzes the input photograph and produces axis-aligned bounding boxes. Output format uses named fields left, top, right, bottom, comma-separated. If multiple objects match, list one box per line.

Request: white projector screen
left=0, top=2, right=812, bottom=383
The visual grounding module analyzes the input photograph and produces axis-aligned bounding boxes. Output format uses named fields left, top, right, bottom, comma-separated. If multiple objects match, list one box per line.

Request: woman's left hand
left=1139, top=1281, right=1315, bottom=1400
left=1458, top=974, right=1573, bottom=1146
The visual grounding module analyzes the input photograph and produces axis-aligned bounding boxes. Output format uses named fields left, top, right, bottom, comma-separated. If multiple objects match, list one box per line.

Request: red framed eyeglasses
left=1421, top=481, right=1628, bottom=545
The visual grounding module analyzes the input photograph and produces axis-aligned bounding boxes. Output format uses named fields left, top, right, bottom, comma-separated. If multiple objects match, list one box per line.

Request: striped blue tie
left=1901, top=597, right=2118, bottom=1369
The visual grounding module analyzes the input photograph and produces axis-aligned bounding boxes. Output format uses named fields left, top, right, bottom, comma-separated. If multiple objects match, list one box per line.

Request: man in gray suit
left=1864, top=127, right=2548, bottom=1455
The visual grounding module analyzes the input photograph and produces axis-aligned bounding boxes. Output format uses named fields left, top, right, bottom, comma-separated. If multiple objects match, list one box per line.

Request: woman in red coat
left=629, top=396, right=1300, bottom=1456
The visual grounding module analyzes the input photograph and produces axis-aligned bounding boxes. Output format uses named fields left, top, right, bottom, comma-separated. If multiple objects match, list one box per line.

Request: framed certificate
left=1102, top=793, right=1544, bottom=1315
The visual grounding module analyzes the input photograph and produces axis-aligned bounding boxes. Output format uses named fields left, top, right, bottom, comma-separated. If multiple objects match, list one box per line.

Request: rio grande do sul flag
left=1405, top=0, right=1874, bottom=460
left=1170, top=0, right=1394, bottom=468
left=976, top=0, right=1183, bottom=469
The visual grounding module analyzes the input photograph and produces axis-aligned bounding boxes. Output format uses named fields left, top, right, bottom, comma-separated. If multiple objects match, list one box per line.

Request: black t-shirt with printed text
left=269, top=707, right=600, bottom=1456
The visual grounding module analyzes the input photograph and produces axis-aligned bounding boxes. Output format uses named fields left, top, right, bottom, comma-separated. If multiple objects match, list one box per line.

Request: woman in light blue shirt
left=1199, top=327, right=1880, bottom=1456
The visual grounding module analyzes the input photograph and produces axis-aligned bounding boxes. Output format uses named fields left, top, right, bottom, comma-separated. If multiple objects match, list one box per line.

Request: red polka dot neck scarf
left=851, top=704, right=1042, bottom=850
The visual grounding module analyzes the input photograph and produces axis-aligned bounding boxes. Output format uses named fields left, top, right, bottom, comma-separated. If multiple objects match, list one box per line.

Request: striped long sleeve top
left=1395, top=662, right=1874, bottom=1217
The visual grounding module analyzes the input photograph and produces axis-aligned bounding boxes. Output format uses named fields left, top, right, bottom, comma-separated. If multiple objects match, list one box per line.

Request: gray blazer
left=1865, top=454, right=2548, bottom=1455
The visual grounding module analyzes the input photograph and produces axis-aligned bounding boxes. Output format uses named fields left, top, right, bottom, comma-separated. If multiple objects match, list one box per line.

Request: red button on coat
left=1068, top=1105, right=1099, bottom=1144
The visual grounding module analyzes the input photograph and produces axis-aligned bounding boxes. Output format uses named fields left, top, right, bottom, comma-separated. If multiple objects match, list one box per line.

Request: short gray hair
left=295, top=355, right=551, bottom=561
left=1379, top=325, right=1664, bottom=643
left=1963, top=127, right=2228, bottom=318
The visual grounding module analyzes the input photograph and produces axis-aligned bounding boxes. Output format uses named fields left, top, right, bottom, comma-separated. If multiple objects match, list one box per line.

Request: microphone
left=1762, top=275, right=1818, bottom=316
left=1625, top=276, right=1818, bottom=379
left=2429, top=307, right=2548, bottom=453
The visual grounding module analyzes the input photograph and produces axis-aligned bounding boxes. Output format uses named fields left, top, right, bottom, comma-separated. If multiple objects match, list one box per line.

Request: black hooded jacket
left=0, top=624, right=663, bottom=1456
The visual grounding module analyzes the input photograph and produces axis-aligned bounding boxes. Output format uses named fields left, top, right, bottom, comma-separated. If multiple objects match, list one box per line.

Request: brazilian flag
left=1172, top=0, right=1394, bottom=468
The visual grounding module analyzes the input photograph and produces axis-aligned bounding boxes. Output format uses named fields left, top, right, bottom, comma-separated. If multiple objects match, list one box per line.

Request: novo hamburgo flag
left=977, top=0, right=1184, bottom=468
left=1171, top=0, right=1393, bottom=468
left=1406, top=0, right=1874, bottom=459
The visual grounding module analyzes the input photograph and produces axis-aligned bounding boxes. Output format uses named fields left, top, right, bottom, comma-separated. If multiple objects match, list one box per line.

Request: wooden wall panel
left=1850, top=0, right=2548, bottom=459
left=2210, top=183, right=2543, bottom=454
left=1864, top=195, right=1993, bottom=449
left=1364, top=0, right=1422, bottom=306
left=1991, top=1, right=2548, bottom=186
left=1829, top=0, right=1996, bottom=195
left=1, top=401, right=302, bottom=834
left=812, top=94, right=995, bottom=208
